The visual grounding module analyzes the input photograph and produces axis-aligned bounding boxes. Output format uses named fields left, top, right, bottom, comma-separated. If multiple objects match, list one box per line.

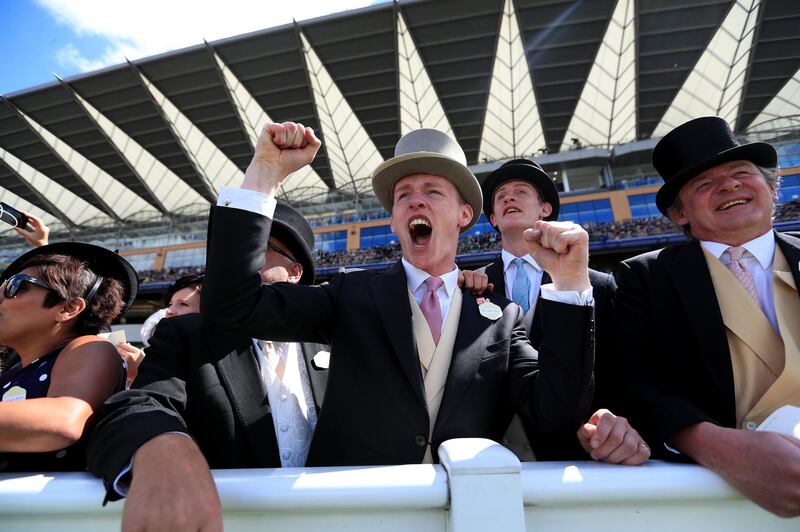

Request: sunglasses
left=267, top=241, right=297, bottom=263
left=2, top=273, right=57, bottom=299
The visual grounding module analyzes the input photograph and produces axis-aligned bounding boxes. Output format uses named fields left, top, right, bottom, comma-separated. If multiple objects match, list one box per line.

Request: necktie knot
left=725, top=246, right=747, bottom=263
left=425, top=276, right=444, bottom=292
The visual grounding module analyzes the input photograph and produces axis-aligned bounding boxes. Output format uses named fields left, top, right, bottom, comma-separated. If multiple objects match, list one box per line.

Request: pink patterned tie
left=724, top=247, right=759, bottom=304
left=420, top=277, right=444, bottom=345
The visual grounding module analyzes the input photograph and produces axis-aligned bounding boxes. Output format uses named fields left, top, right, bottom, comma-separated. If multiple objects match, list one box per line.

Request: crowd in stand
left=137, top=266, right=204, bottom=283
left=132, top=199, right=800, bottom=276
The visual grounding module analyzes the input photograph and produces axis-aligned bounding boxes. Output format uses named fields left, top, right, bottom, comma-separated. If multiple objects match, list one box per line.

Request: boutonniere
left=477, top=298, right=502, bottom=321
left=312, top=351, right=330, bottom=370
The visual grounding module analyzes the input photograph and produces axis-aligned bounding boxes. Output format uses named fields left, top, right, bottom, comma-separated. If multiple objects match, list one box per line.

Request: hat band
left=84, top=275, right=104, bottom=305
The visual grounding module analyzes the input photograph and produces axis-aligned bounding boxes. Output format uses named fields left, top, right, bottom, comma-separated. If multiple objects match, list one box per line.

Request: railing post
left=439, top=438, right=526, bottom=532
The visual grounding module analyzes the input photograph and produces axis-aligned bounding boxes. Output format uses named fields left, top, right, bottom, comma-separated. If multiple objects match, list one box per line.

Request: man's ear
left=539, top=202, right=553, bottom=219
left=458, top=204, right=473, bottom=229
left=287, top=262, right=303, bottom=284
left=667, top=204, right=687, bottom=226
left=55, top=298, right=87, bottom=323
left=489, top=212, right=497, bottom=226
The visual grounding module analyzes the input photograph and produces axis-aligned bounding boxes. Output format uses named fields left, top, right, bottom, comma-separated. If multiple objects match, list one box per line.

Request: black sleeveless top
left=0, top=346, right=125, bottom=472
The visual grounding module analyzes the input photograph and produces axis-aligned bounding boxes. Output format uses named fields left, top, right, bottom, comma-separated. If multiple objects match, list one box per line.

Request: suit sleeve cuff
left=111, top=432, right=193, bottom=498
left=540, top=284, right=594, bottom=306
left=217, top=186, right=277, bottom=218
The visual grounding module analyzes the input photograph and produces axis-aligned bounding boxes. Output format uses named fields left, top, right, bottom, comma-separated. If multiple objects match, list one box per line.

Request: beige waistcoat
left=703, top=246, right=800, bottom=428
left=408, top=287, right=462, bottom=463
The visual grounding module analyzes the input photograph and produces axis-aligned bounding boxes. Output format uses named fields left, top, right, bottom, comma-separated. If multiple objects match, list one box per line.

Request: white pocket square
left=312, top=351, right=330, bottom=370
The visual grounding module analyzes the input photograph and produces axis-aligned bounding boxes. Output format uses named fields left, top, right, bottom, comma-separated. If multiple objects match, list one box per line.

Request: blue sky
left=1, top=1, right=109, bottom=94
left=1, top=0, right=387, bottom=96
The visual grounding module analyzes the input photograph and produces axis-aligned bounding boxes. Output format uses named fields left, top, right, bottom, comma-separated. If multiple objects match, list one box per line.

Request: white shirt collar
left=401, top=257, right=458, bottom=297
left=501, top=249, right=542, bottom=272
left=700, top=229, right=775, bottom=270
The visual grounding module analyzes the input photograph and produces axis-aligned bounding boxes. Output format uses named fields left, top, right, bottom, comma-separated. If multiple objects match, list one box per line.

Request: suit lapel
left=776, top=231, right=800, bottom=297
left=371, top=261, right=427, bottom=408
left=300, top=342, right=328, bottom=409
left=665, top=241, right=735, bottom=411
left=433, top=290, right=487, bottom=433
left=486, top=260, right=505, bottom=297
left=211, top=335, right=280, bottom=467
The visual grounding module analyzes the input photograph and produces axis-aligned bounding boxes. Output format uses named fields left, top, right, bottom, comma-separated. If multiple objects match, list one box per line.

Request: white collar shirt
left=701, top=229, right=778, bottom=333
left=402, top=258, right=459, bottom=336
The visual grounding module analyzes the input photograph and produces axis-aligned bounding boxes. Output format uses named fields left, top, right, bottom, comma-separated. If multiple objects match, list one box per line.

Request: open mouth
left=409, top=216, right=432, bottom=247
left=503, top=206, right=522, bottom=216
left=717, top=199, right=749, bottom=211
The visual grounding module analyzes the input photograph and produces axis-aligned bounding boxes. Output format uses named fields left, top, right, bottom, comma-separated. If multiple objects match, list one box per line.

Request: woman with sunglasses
left=0, top=242, right=138, bottom=472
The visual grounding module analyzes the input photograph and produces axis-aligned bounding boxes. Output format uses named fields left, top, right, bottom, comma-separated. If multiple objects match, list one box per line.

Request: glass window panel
left=315, top=230, right=348, bottom=252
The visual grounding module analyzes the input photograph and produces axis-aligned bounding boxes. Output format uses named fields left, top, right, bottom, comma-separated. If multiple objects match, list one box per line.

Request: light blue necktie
left=511, top=257, right=530, bottom=314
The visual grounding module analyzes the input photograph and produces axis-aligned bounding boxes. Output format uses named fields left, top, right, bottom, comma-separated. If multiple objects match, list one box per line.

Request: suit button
left=415, top=434, right=427, bottom=448
left=745, top=421, right=757, bottom=431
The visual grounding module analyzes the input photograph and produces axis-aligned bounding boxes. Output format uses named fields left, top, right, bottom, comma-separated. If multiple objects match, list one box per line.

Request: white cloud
left=39, top=0, right=377, bottom=73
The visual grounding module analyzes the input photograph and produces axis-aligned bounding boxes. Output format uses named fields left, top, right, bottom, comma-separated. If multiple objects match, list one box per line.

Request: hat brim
left=372, top=152, right=483, bottom=232
left=482, top=163, right=560, bottom=222
left=1, top=242, right=139, bottom=315
left=270, top=220, right=315, bottom=285
left=655, top=141, right=778, bottom=215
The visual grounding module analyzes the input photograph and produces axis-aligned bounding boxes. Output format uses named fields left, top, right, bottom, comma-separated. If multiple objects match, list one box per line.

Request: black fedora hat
left=271, top=202, right=316, bottom=285
left=481, top=158, right=560, bottom=222
left=653, top=116, right=777, bottom=215
left=1, top=242, right=139, bottom=315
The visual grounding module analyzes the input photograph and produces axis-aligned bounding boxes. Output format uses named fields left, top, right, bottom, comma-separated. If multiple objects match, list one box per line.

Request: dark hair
left=163, top=274, right=204, bottom=306
left=19, top=253, right=125, bottom=335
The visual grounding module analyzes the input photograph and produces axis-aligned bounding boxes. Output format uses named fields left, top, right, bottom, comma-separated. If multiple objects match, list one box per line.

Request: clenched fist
left=242, top=122, right=322, bottom=195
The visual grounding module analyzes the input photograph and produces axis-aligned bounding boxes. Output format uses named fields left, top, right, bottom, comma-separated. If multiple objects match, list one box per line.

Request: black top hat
left=163, top=273, right=204, bottom=306
left=1, top=242, right=139, bottom=315
left=653, top=116, right=777, bottom=215
left=481, top=158, right=560, bottom=223
left=271, top=202, right=316, bottom=285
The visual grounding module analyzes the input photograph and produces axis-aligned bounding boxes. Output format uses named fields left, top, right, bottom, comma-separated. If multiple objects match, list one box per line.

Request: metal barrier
left=0, top=439, right=797, bottom=531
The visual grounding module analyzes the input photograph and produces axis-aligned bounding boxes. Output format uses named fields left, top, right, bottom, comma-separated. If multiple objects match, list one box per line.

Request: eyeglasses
left=267, top=241, right=297, bottom=263
left=1, top=273, right=56, bottom=299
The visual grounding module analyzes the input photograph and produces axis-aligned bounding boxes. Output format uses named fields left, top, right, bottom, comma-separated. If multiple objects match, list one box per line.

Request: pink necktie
left=420, top=277, right=444, bottom=345
left=724, top=247, right=759, bottom=304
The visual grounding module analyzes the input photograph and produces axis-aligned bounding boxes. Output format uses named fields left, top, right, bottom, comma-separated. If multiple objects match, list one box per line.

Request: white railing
left=0, top=439, right=797, bottom=531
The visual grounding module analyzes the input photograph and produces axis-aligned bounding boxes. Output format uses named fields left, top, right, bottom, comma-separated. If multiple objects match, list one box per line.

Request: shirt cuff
left=663, top=442, right=683, bottom=456
left=111, top=432, right=194, bottom=498
left=540, top=284, right=594, bottom=306
left=217, top=186, right=277, bottom=218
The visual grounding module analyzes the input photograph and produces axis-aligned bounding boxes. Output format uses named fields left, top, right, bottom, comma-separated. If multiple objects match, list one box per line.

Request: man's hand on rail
left=122, top=433, right=223, bottom=532
left=671, top=422, right=800, bottom=518
left=577, top=409, right=650, bottom=465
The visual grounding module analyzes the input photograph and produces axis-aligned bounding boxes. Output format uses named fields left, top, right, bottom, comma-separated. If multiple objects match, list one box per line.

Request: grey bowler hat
left=371, top=128, right=483, bottom=232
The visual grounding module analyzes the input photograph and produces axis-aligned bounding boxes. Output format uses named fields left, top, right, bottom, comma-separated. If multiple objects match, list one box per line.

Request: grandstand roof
left=1, top=0, right=798, bottom=234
